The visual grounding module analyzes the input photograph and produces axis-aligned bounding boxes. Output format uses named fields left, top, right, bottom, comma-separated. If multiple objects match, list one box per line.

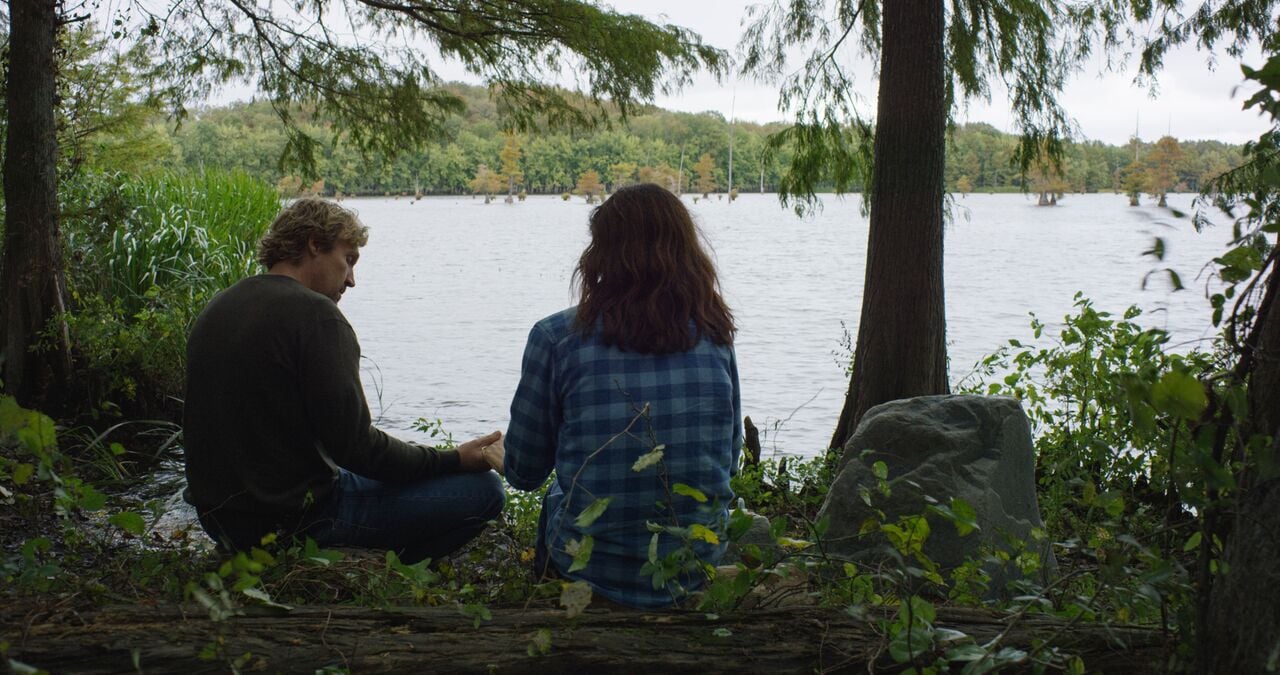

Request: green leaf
left=76, top=485, right=107, bottom=512
left=1183, top=531, right=1203, bottom=553
left=109, top=511, right=147, bottom=536
left=12, top=463, right=35, bottom=486
left=0, top=396, right=24, bottom=435
left=690, top=524, right=721, bottom=545
left=1144, top=236, right=1167, bottom=261
left=302, top=537, right=345, bottom=565
left=648, top=532, right=660, bottom=564
left=1103, top=492, right=1126, bottom=519
left=726, top=508, right=754, bottom=541
left=672, top=483, right=708, bottom=503
left=574, top=497, right=613, bottom=528
left=241, top=587, right=292, bottom=610
left=559, top=580, right=593, bottom=619
left=887, top=640, right=910, bottom=664
left=459, top=602, right=492, bottom=628
left=945, top=643, right=988, bottom=662
left=527, top=628, right=553, bottom=656
left=949, top=498, right=979, bottom=536
left=1151, top=370, right=1208, bottom=420
left=631, top=447, right=665, bottom=472
left=17, top=412, right=57, bottom=454
left=567, top=536, right=595, bottom=573
left=906, top=595, right=937, bottom=624
left=1215, top=245, right=1263, bottom=275
left=872, top=460, right=889, bottom=480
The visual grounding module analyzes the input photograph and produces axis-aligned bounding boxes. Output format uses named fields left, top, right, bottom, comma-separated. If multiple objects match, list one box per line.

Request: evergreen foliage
left=147, top=94, right=1241, bottom=198
left=131, top=0, right=728, bottom=173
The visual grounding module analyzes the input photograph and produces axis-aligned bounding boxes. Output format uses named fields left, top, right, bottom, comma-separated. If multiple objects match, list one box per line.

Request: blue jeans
left=306, top=469, right=505, bottom=564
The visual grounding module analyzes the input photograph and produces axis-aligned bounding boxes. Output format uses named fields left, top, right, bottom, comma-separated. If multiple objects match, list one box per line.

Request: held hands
left=457, top=430, right=505, bottom=473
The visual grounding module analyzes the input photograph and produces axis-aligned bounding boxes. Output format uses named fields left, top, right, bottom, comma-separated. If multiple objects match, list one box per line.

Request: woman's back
left=503, top=184, right=741, bottom=608
left=505, top=308, right=741, bottom=607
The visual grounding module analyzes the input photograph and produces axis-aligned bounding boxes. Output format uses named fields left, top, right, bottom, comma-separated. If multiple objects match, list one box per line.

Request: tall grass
left=66, top=170, right=279, bottom=319
left=61, top=170, right=280, bottom=423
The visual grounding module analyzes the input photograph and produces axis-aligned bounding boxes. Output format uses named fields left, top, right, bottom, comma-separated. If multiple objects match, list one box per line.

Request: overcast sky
left=196, top=0, right=1273, bottom=146
left=607, top=0, right=1272, bottom=146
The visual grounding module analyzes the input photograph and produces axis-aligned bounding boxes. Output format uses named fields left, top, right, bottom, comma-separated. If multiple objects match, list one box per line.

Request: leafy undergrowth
left=4, top=293, right=1234, bottom=671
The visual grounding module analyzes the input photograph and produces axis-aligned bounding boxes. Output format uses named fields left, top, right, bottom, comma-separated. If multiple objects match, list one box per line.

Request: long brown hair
left=572, top=183, right=735, bottom=354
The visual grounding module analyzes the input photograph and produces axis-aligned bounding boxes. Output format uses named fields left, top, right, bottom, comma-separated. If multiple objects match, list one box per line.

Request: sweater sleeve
left=504, top=322, right=561, bottom=490
left=301, top=315, right=460, bottom=481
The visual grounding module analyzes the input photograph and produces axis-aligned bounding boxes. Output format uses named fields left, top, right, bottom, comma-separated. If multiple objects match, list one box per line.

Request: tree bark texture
left=1204, top=259, right=1280, bottom=673
left=1, top=0, right=72, bottom=412
left=2, top=604, right=1168, bottom=673
left=830, top=0, right=950, bottom=451
left=1243, top=257, right=1280, bottom=446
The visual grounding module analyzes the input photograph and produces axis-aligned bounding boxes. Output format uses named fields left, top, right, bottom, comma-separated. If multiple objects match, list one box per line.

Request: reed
left=61, top=170, right=280, bottom=422
left=66, top=170, right=279, bottom=317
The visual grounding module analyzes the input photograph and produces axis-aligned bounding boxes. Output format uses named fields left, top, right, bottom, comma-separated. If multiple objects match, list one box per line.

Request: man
left=183, top=198, right=505, bottom=563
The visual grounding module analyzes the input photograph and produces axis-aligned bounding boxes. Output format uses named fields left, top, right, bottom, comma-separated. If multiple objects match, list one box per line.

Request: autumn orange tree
left=575, top=169, right=604, bottom=203
left=1029, top=157, right=1071, bottom=206
left=692, top=152, right=717, bottom=197
left=1145, top=135, right=1184, bottom=207
left=637, top=164, right=681, bottom=193
left=499, top=132, right=524, bottom=202
left=1119, top=157, right=1148, bottom=206
left=470, top=164, right=504, bottom=203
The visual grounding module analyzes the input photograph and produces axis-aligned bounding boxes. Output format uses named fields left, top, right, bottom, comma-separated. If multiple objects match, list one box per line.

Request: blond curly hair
left=257, top=198, right=369, bottom=268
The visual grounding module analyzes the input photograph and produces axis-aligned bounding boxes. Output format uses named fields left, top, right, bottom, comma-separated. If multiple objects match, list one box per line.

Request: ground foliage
left=0, top=384, right=1170, bottom=673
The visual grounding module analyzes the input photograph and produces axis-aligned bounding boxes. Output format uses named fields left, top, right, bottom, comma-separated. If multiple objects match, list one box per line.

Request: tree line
left=147, top=86, right=1241, bottom=199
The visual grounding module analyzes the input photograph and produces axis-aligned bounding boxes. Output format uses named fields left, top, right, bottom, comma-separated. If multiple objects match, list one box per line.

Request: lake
left=336, top=192, right=1233, bottom=459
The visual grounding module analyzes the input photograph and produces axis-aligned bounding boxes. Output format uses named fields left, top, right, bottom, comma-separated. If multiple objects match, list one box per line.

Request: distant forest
left=146, top=83, right=1241, bottom=198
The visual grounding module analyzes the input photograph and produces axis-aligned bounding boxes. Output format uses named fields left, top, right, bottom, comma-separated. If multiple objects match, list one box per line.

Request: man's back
left=184, top=274, right=353, bottom=519
left=183, top=198, right=502, bottom=559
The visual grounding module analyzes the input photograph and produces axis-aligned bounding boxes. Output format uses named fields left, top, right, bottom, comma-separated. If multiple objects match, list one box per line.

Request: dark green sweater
left=183, top=274, right=459, bottom=519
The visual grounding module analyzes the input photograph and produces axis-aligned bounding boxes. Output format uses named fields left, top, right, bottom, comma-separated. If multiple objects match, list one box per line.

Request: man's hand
left=457, top=430, right=503, bottom=473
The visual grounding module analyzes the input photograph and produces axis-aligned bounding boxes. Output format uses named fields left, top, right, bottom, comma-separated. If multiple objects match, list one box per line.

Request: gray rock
left=721, top=511, right=778, bottom=566
left=817, top=395, right=1055, bottom=595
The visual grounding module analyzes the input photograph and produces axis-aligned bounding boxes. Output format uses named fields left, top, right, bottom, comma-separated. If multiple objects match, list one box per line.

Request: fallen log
left=3, top=603, right=1169, bottom=673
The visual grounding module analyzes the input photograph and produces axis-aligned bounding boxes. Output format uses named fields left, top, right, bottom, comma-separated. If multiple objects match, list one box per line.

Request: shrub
left=59, top=170, right=279, bottom=421
left=958, top=294, right=1220, bottom=539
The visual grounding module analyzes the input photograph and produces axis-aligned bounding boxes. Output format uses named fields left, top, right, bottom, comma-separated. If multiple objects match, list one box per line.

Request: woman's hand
left=480, top=435, right=506, bottom=473
left=457, top=430, right=503, bottom=472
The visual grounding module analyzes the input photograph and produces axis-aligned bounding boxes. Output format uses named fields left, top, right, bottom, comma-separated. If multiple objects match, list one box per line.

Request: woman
left=504, top=183, right=742, bottom=608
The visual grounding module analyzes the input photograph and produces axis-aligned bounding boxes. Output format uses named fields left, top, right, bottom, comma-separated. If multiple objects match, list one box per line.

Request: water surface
left=338, top=192, right=1231, bottom=458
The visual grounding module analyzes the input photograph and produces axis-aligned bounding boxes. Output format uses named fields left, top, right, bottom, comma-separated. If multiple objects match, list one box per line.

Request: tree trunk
left=3, top=603, right=1168, bottom=673
left=1, top=0, right=71, bottom=412
left=830, top=0, right=949, bottom=451
left=1204, top=258, right=1280, bottom=672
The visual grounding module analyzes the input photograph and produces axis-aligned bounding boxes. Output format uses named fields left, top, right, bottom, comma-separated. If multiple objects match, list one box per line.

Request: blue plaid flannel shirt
left=505, top=307, right=742, bottom=608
